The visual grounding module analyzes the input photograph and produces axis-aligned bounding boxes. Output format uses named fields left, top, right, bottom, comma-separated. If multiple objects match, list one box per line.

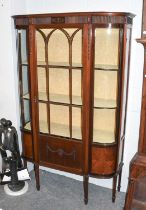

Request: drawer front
left=22, top=132, right=33, bottom=160
left=91, top=145, right=117, bottom=175
left=39, top=135, right=83, bottom=171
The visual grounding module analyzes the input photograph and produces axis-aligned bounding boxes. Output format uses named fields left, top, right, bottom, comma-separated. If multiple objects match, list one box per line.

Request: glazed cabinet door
left=91, top=26, right=123, bottom=175
left=17, top=28, right=33, bottom=160
left=35, top=27, right=84, bottom=173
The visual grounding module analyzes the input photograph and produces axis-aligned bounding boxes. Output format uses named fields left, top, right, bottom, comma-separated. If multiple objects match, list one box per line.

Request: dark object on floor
left=0, top=118, right=28, bottom=195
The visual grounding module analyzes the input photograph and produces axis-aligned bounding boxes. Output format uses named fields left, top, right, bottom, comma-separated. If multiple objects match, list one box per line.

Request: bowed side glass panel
left=93, top=28, right=120, bottom=144
left=18, top=29, right=31, bottom=131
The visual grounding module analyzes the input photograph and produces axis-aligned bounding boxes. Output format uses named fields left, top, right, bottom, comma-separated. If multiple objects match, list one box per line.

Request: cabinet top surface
left=13, top=11, right=135, bottom=19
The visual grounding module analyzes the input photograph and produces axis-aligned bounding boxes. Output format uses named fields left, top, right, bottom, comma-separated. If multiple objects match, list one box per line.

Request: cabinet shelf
left=93, top=129, right=115, bottom=144
left=94, top=98, right=117, bottom=108
left=24, top=92, right=82, bottom=105
left=94, top=64, right=118, bottom=71
left=36, top=61, right=82, bottom=69
left=24, top=122, right=82, bottom=140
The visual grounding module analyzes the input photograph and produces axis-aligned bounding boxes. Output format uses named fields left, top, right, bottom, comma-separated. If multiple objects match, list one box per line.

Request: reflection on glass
left=20, top=30, right=27, bottom=64
left=49, top=68, right=69, bottom=103
left=22, top=66, right=29, bottom=97
left=23, top=99, right=31, bottom=130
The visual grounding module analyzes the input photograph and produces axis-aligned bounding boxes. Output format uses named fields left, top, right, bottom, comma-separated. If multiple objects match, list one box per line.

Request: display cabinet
left=13, top=12, right=134, bottom=204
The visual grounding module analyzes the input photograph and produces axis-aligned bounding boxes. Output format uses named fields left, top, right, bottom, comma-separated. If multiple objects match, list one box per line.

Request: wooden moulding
left=13, top=12, right=135, bottom=26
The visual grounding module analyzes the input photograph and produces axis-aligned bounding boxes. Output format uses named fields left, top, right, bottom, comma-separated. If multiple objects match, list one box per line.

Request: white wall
left=0, top=0, right=143, bottom=193
left=25, top=0, right=144, bottom=192
left=0, top=0, right=26, bottom=127
left=0, top=0, right=26, bottom=151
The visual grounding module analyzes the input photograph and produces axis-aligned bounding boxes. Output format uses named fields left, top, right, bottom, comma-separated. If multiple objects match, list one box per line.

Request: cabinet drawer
left=39, top=135, right=83, bottom=172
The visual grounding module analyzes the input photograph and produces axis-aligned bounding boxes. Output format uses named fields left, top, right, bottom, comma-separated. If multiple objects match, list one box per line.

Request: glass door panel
left=72, top=29, right=82, bottom=67
left=49, top=68, right=69, bottom=103
left=36, top=28, right=83, bottom=140
left=93, top=27, right=120, bottom=144
left=38, top=102, right=48, bottom=133
left=93, top=109, right=116, bottom=143
left=48, top=29, right=69, bottom=66
left=72, top=107, right=82, bottom=140
left=20, top=30, right=28, bottom=64
left=36, top=31, right=46, bottom=65
left=72, top=70, right=82, bottom=105
left=37, top=67, right=47, bottom=101
left=50, top=104, right=69, bottom=137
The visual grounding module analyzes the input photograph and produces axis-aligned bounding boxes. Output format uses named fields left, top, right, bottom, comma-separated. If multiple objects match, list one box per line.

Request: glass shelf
left=37, top=61, right=82, bottom=68
left=94, top=98, right=117, bottom=108
left=94, top=64, right=118, bottom=71
left=93, top=129, right=115, bottom=144
left=30, top=121, right=82, bottom=140
left=23, top=92, right=82, bottom=105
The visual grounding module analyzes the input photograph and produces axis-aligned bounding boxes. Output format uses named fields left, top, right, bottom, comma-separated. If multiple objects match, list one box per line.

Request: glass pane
left=94, top=70, right=117, bottom=108
left=37, top=67, right=47, bottom=101
left=48, top=29, right=69, bottom=65
left=72, top=70, right=82, bottom=105
left=72, top=107, right=82, bottom=140
left=22, top=66, right=29, bottom=98
left=93, top=109, right=116, bottom=143
left=20, top=30, right=27, bottom=64
left=39, top=102, right=48, bottom=133
left=95, top=28, right=119, bottom=69
left=50, top=104, right=69, bottom=137
left=23, top=99, right=31, bottom=130
left=49, top=68, right=69, bottom=103
left=36, top=30, right=46, bottom=65
left=72, top=29, right=82, bottom=67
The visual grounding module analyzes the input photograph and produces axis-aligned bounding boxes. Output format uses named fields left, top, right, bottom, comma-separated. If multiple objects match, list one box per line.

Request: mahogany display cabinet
left=13, top=12, right=134, bottom=204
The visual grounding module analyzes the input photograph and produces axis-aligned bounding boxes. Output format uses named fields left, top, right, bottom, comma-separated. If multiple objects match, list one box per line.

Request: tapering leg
left=118, top=168, right=122, bottom=192
left=23, top=159, right=27, bottom=168
left=34, top=163, right=40, bottom=191
left=112, top=174, right=117, bottom=202
left=83, top=175, right=89, bottom=205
